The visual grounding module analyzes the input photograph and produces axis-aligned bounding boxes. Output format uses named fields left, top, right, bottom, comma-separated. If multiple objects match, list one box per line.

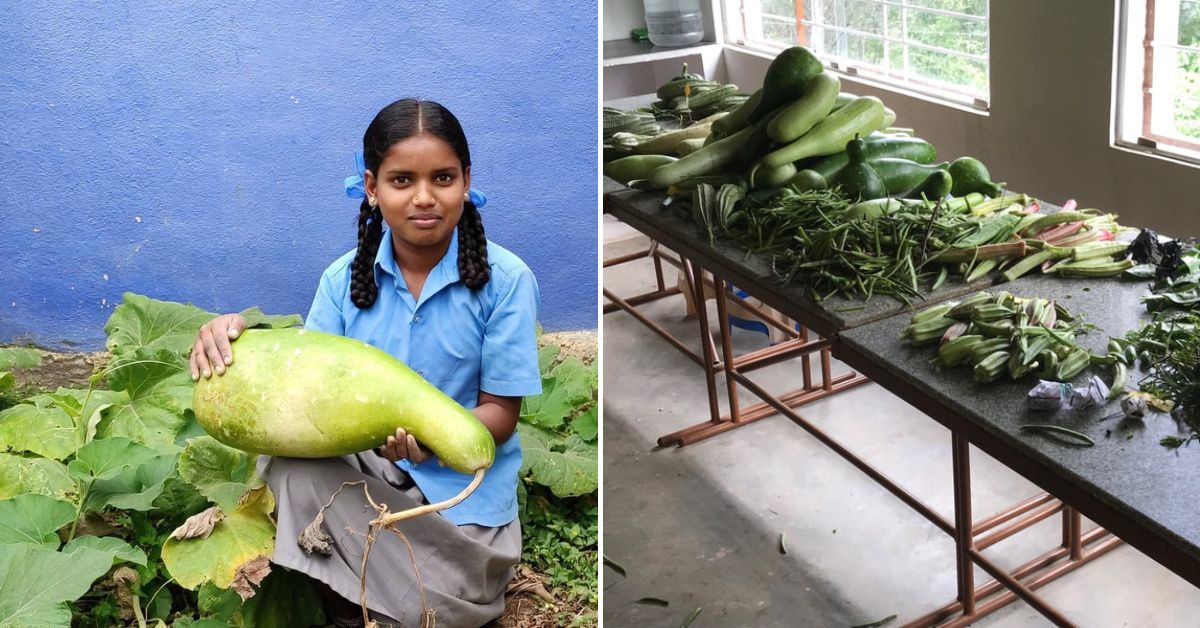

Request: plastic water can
left=644, top=0, right=704, bottom=47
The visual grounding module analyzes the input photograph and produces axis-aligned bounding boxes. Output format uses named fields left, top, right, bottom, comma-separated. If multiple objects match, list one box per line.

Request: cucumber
left=604, top=154, right=678, bottom=184
left=710, top=89, right=763, bottom=139
left=831, top=92, right=858, bottom=112
left=767, top=72, right=841, bottom=143
left=806, top=135, right=938, bottom=179
left=647, top=126, right=755, bottom=189
left=631, top=122, right=716, bottom=156
left=787, top=169, right=828, bottom=191
left=748, top=161, right=797, bottom=189
left=762, top=96, right=886, bottom=168
left=749, top=46, right=825, bottom=123
left=192, top=329, right=494, bottom=473
left=675, top=137, right=707, bottom=156
left=871, top=158, right=950, bottom=196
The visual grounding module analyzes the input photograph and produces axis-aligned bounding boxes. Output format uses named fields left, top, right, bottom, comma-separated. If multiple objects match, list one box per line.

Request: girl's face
left=365, top=133, right=470, bottom=254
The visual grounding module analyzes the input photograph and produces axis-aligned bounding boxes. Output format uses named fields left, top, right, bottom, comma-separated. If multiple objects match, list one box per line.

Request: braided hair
left=349, top=99, right=490, bottom=310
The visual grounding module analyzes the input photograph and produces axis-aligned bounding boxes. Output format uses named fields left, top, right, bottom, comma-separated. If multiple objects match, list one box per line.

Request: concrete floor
left=601, top=215, right=1200, bottom=627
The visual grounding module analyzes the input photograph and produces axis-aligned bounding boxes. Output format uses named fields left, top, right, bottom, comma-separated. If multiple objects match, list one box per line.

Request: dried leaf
left=506, top=565, right=555, bottom=603
left=229, top=555, right=271, bottom=600
left=111, top=566, right=139, bottom=621
left=635, top=597, right=670, bottom=607
left=169, top=506, right=224, bottom=540
left=297, top=510, right=332, bottom=555
left=852, top=614, right=898, bottom=628
left=602, top=554, right=626, bottom=578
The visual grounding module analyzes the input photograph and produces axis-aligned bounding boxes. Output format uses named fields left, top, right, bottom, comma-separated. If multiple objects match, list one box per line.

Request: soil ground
left=1, top=330, right=599, bottom=627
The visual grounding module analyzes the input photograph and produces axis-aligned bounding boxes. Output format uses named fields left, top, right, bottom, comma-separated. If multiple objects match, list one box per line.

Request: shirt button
left=415, top=369, right=425, bottom=377
left=412, top=315, right=422, bottom=324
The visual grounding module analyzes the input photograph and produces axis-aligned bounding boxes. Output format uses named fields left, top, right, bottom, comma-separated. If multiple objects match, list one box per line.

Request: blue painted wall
left=0, top=2, right=598, bottom=349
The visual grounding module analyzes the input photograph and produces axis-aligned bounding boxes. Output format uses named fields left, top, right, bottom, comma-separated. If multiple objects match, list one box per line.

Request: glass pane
left=905, top=0, right=988, bottom=18
left=1171, top=48, right=1200, bottom=140
left=908, top=45, right=988, bottom=93
left=763, top=13, right=800, bottom=46
left=906, top=10, right=987, bottom=57
left=1179, top=0, right=1200, bottom=47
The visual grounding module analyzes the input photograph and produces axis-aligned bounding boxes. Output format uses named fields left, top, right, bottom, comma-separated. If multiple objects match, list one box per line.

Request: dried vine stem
left=371, top=468, right=486, bottom=526
left=305, top=469, right=487, bottom=627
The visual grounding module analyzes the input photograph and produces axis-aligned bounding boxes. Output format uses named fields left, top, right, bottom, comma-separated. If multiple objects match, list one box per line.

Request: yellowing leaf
left=161, top=486, right=276, bottom=590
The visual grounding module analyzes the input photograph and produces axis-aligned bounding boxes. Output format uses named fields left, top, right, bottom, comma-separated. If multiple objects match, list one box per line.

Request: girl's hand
left=378, top=427, right=433, bottom=464
left=189, top=314, right=248, bottom=380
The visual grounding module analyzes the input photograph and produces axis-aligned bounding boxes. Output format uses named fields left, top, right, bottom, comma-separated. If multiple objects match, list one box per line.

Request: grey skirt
left=257, top=452, right=521, bottom=628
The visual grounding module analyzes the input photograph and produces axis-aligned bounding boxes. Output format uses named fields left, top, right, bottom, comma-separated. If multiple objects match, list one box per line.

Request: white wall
left=719, top=0, right=1199, bottom=236
left=604, top=0, right=646, bottom=41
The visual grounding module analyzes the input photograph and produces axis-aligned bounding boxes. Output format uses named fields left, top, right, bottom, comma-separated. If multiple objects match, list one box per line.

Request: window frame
left=1116, top=0, right=1200, bottom=165
left=721, top=0, right=991, bottom=111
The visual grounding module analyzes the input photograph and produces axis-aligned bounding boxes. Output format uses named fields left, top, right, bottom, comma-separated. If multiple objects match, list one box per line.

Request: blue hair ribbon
left=343, top=150, right=366, bottom=199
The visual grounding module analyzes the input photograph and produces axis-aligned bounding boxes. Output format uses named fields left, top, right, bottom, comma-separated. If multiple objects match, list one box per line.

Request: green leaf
left=537, top=343, right=561, bottom=373
left=62, top=535, right=148, bottom=566
left=521, top=357, right=595, bottom=430
left=0, top=543, right=114, bottom=626
left=161, top=486, right=277, bottom=590
left=519, top=425, right=598, bottom=497
left=0, top=494, right=76, bottom=546
left=152, top=475, right=210, bottom=516
left=0, top=372, right=12, bottom=393
left=103, top=293, right=217, bottom=357
left=0, top=454, right=75, bottom=502
left=0, top=403, right=80, bottom=461
left=97, top=348, right=193, bottom=449
left=68, top=437, right=160, bottom=483
left=239, top=306, right=303, bottom=330
left=86, top=453, right=177, bottom=512
left=0, top=347, right=42, bottom=369
left=571, top=405, right=598, bottom=442
left=39, top=387, right=126, bottom=444
left=238, top=567, right=326, bottom=627
left=178, top=437, right=263, bottom=511
left=197, top=581, right=243, bottom=621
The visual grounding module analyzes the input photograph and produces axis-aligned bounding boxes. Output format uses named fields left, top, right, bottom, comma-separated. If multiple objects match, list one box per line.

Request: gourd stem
left=373, top=468, right=486, bottom=526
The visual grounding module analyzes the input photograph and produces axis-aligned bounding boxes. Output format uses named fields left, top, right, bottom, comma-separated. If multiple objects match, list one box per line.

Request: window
left=722, top=0, right=990, bottom=107
left=1117, top=0, right=1200, bottom=160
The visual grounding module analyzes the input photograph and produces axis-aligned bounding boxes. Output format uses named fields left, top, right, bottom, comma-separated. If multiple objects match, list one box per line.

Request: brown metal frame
left=603, top=227, right=1129, bottom=625
left=604, top=242, right=870, bottom=447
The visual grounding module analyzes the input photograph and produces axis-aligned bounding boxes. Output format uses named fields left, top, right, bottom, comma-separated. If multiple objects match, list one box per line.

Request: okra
left=1055, top=348, right=1091, bottom=381
left=974, top=350, right=1011, bottom=383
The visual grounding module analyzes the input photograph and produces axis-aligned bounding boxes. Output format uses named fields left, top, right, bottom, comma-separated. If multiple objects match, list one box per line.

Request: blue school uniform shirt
left=303, top=227, right=542, bottom=527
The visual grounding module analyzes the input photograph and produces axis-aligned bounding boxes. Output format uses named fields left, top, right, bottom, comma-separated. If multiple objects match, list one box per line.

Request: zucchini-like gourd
left=192, top=328, right=494, bottom=473
left=604, top=154, right=678, bottom=184
left=830, top=137, right=886, bottom=200
left=762, top=96, right=886, bottom=168
left=805, top=133, right=937, bottom=179
left=767, top=72, right=841, bottom=143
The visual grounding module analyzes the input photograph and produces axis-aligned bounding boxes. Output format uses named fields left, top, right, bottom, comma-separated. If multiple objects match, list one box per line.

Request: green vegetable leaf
left=0, top=543, right=114, bottom=626
left=521, top=357, right=595, bottom=430
left=62, top=535, right=148, bottom=566
left=537, top=343, right=561, bottom=373
left=197, top=581, right=243, bottom=621
left=238, top=567, right=327, bottom=627
left=0, top=372, right=12, bottom=393
left=178, top=436, right=263, bottom=511
left=0, top=403, right=79, bottom=461
left=0, top=347, right=42, bottom=369
left=0, top=494, right=76, bottom=546
left=103, top=292, right=217, bottom=357
left=85, top=453, right=177, bottom=512
left=0, top=454, right=75, bottom=501
left=68, top=437, right=160, bottom=483
left=161, top=485, right=277, bottom=590
left=239, top=306, right=303, bottom=330
left=98, top=348, right=193, bottom=449
left=571, top=405, right=598, bottom=442
left=519, top=425, right=598, bottom=497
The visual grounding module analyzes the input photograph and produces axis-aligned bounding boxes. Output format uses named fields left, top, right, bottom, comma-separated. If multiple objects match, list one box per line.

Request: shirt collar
left=374, top=226, right=463, bottom=301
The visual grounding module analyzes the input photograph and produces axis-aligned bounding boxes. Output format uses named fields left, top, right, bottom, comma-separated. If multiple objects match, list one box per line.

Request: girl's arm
left=473, top=391, right=522, bottom=445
